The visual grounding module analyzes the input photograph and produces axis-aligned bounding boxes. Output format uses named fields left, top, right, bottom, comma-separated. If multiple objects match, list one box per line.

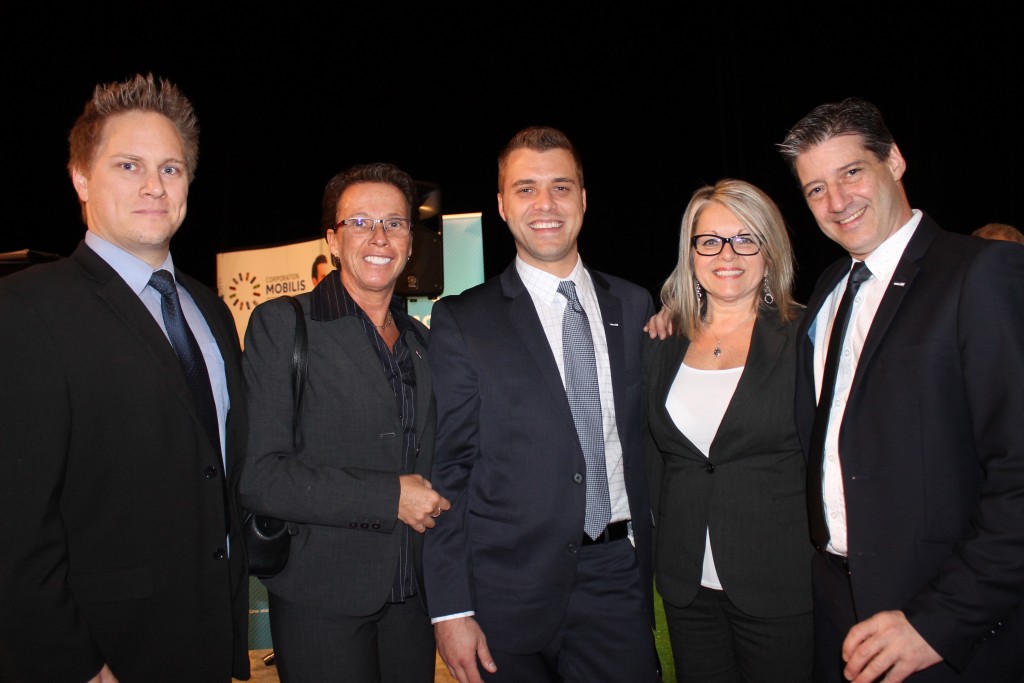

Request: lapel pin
left=892, top=281, right=906, bottom=287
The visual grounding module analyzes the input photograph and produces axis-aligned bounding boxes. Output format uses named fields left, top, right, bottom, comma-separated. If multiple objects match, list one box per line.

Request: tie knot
left=149, top=269, right=177, bottom=297
left=557, top=280, right=580, bottom=304
left=849, top=261, right=871, bottom=286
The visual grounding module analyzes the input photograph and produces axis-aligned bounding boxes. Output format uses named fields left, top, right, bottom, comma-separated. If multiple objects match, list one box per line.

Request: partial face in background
left=312, top=260, right=331, bottom=285
left=71, top=111, right=189, bottom=267
left=327, top=182, right=412, bottom=300
left=794, top=134, right=911, bottom=260
left=497, top=148, right=586, bottom=277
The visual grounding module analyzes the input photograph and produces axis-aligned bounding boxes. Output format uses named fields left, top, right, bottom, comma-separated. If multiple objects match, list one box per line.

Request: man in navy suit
left=423, top=126, right=660, bottom=682
left=780, top=98, right=1024, bottom=682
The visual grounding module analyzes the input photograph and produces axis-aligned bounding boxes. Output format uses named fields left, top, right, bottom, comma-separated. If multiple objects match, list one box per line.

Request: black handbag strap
left=281, top=296, right=307, bottom=439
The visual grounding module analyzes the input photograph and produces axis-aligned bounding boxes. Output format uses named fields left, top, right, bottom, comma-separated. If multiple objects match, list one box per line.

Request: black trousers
left=268, top=593, right=435, bottom=683
left=664, top=586, right=812, bottom=683
left=811, top=551, right=859, bottom=683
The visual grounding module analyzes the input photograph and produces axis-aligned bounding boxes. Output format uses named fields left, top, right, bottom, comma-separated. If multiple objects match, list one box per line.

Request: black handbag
left=242, top=295, right=306, bottom=578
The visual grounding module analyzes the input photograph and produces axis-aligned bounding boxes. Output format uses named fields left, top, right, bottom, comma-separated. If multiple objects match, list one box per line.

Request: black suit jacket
left=0, top=243, right=249, bottom=682
left=796, top=215, right=1024, bottom=680
left=423, top=262, right=656, bottom=653
left=646, top=313, right=812, bottom=618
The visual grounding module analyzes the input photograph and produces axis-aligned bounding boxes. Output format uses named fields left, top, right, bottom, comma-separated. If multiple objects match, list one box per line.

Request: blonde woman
left=645, top=179, right=812, bottom=682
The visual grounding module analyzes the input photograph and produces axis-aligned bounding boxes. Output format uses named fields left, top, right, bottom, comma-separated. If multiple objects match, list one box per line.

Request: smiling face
left=794, top=134, right=913, bottom=260
left=497, top=148, right=586, bottom=277
left=326, top=181, right=412, bottom=302
left=71, top=111, right=189, bottom=267
left=692, top=202, right=767, bottom=310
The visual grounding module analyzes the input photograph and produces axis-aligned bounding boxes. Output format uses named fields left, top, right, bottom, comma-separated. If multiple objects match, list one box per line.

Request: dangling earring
left=695, top=280, right=703, bottom=301
left=762, top=276, right=774, bottom=306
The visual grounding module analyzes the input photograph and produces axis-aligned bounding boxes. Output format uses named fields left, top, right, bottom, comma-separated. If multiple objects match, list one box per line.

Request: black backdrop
left=3, top=7, right=1020, bottom=304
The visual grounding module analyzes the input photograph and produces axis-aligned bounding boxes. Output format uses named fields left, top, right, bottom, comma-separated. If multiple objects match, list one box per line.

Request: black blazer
left=423, top=262, right=656, bottom=653
left=646, top=313, right=812, bottom=617
left=795, top=215, right=1024, bottom=680
left=0, top=243, right=250, bottom=682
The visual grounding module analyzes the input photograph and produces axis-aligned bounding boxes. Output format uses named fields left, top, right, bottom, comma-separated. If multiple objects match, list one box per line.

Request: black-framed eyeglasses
left=691, top=233, right=761, bottom=256
left=336, top=217, right=413, bottom=237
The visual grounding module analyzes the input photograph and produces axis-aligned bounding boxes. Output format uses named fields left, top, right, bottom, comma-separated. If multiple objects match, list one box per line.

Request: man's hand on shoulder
left=434, top=616, right=497, bottom=683
left=643, top=308, right=673, bottom=340
left=842, top=610, right=942, bottom=683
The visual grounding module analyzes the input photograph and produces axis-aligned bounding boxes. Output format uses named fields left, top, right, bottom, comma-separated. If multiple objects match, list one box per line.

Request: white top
left=666, top=361, right=743, bottom=590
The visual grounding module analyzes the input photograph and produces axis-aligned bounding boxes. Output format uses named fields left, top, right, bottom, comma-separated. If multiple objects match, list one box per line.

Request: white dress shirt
left=516, top=255, right=630, bottom=524
left=813, top=210, right=922, bottom=555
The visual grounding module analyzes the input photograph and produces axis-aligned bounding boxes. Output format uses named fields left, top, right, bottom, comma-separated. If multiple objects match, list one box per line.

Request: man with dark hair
left=311, top=253, right=331, bottom=285
left=0, top=73, right=250, bottom=682
left=780, top=97, right=1024, bottom=682
left=424, top=126, right=660, bottom=682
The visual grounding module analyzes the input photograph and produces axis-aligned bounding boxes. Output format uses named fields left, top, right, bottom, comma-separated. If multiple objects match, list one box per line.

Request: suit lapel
left=592, top=270, right=628, bottom=424
left=852, top=216, right=937, bottom=388
left=500, top=264, right=577, bottom=431
left=648, top=335, right=705, bottom=461
left=710, top=316, right=787, bottom=462
left=75, top=246, right=204, bottom=437
left=326, top=317, right=396, bottom=405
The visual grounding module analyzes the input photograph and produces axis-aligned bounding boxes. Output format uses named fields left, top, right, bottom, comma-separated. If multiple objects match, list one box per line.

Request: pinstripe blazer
left=645, top=312, right=813, bottom=617
left=239, top=285, right=435, bottom=616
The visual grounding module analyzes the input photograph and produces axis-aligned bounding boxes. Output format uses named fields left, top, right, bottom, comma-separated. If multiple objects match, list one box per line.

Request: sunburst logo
left=226, top=272, right=262, bottom=311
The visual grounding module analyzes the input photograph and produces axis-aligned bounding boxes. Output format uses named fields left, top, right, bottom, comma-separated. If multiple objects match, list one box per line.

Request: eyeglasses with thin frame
left=691, top=233, right=761, bottom=256
left=336, top=217, right=413, bottom=237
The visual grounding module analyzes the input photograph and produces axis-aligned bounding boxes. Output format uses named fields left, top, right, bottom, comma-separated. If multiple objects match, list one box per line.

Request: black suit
left=0, top=243, right=250, bottom=682
left=424, top=262, right=657, bottom=679
left=796, top=215, right=1024, bottom=681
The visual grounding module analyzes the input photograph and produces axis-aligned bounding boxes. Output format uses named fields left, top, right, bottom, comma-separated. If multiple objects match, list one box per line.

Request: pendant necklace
left=706, top=312, right=754, bottom=357
left=373, top=310, right=393, bottom=331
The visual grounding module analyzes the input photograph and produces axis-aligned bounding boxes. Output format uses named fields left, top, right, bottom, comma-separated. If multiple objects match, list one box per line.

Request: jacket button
left=705, top=462, right=715, bottom=473
left=204, top=466, right=218, bottom=478
left=573, top=473, right=584, bottom=484
left=212, top=548, right=226, bottom=560
left=567, top=543, right=580, bottom=554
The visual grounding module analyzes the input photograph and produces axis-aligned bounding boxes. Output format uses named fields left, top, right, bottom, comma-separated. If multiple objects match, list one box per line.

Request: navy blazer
left=795, top=215, right=1024, bottom=680
left=423, top=262, right=656, bottom=653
